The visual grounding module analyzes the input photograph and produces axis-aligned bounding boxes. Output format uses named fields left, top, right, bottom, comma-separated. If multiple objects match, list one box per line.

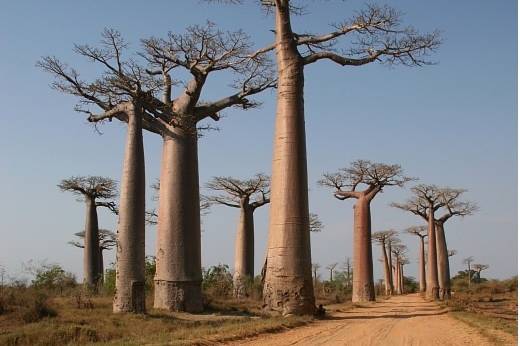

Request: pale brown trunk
left=395, top=259, right=402, bottom=295
left=154, top=125, right=203, bottom=312
left=381, top=242, right=391, bottom=295
left=263, top=1, right=315, bottom=315
left=426, top=207, right=439, bottom=299
left=387, top=242, right=394, bottom=294
left=436, top=223, right=450, bottom=299
left=400, top=264, right=404, bottom=294
left=99, top=247, right=104, bottom=285
left=84, top=197, right=100, bottom=289
left=113, top=102, right=146, bottom=313
left=419, top=237, right=426, bottom=292
left=233, top=204, right=254, bottom=298
left=352, top=197, right=375, bottom=302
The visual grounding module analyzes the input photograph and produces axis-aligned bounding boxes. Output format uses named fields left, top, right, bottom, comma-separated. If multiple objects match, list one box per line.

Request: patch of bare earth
left=226, top=294, right=514, bottom=346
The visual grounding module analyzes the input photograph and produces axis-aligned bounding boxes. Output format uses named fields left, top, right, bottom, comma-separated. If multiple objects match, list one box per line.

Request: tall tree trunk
left=419, top=237, right=426, bottom=293
left=113, top=102, right=146, bottom=313
left=99, top=247, right=104, bottom=285
left=352, top=197, right=375, bottom=302
left=387, top=242, right=394, bottom=294
left=381, top=242, right=391, bottom=295
left=154, top=125, right=203, bottom=312
left=400, top=264, right=404, bottom=294
left=84, top=197, right=100, bottom=290
left=426, top=207, right=439, bottom=299
left=233, top=205, right=255, bottom=298
left=395, top=259, right=402, bottom=294
left=263, top=1, right=315, bottom=315
left=436, top=223, right=451, bottom=300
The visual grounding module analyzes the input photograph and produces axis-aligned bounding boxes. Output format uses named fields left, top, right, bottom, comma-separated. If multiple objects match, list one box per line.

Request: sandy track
left=227, top=294, right=509, bottom=346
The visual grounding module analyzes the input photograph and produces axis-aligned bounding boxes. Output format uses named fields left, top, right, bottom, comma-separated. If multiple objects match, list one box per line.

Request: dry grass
left=451, top=312, right=516, bottom=345
left=0, top=294, right=312, bottom=346
left=443, top=289, right=517, bottom=345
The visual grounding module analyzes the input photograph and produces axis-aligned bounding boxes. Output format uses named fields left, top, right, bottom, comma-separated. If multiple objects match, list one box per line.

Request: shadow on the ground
left=323, top=310, right=449, bottom=321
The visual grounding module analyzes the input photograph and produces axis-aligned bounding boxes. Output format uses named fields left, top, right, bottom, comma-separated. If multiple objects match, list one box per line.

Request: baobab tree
left=472, top=263, right=489, bottom=283
left=326, top=263, right=338, bottom=282
left=58, top=176, right=117, bottom=290
left=399, top=258, right=409, bottom=294
left=209, top=0, right=440, bottom=315
left=205, top=174, right=270, bottom=298
left=69, top=229, right=117, bottom=283
left=393, top=186, right=477, bottom=299
left=40, top=29, right=172, bottom=312
left=343, top=258, right=353, bottom=290
left=319, top=160, right=413, bottom=302
left=141, top=23, right=275, bottom=312
left=404, top=226, right=428, bottom=293
left=463, top=257, right=475, bottom=287
left=392, top=185, right=444, bottom=300
left=372, top=230, right=397, bottom=295
left=392, top=244, right=407, bottom=295
left=386, top=235, right=400, bottom=294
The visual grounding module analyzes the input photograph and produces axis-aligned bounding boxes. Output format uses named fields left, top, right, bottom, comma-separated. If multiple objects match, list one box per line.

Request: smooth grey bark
left=419, top=237, right=426, bottom=292
left=263, top=1, right=315, bottom=315
left=84, top=197, right=100, bottom=289
left=387, top=242, right=394, bottom=294
left=436, top=223, right=451, bottom=300
left=154, top=126, right=203, bottom=313
left=426, top=206, right=439, bottom=300
left=233, top=203, right=255, bottom=298
left=381, top=242, right=392, bottom=295
left=99, top=247, right=104, bottom=284
left=113, top=102, right=146, bottom=313
left=352, top=197, right=375, bottom=302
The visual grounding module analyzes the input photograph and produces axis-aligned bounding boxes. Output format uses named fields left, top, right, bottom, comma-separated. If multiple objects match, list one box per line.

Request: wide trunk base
left=263, top=277, right=315, bottom=316
left=426, top=286, right=440, bottom=300
left=113, top=280, right=146, bottom=313
left=352, top=283, right=376, bottom=302
left=154, top=280, right=203, bottom=312
left=439, top=288, right=451, bottom=300
left=233, top=273, right=251, bottom=299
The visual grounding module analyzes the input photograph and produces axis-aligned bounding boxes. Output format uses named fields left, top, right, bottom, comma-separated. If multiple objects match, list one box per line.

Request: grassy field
left=0, top=293, right=312, bottom=346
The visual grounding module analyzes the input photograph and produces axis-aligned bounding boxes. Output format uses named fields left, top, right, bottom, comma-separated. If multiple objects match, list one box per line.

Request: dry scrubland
left=0, top=268, right=516, bottom=346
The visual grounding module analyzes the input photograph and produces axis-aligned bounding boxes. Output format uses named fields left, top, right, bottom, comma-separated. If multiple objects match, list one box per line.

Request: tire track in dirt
left=226, top=294, right=513, bottom=346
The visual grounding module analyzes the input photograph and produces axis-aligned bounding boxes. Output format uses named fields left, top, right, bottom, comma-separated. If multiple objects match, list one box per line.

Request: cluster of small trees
left=41, top=1, right=440, bottom=315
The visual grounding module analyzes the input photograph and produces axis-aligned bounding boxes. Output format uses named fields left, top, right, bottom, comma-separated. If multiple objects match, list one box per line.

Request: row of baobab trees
left=58, top=160, right=477, bottom=312
left=41, top=1, right=441, bottom=315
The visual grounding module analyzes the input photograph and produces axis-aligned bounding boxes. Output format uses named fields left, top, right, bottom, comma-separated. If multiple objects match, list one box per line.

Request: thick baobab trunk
left=419, top=237, right=426, bottom=293
left=352, top=198, right=375, bottom=302
left=436, top=223, right=451, bottom=300
left=233, top=204, right=254, bottom=298
left=263, top=2, right=315, bottom=315
left=113, top=103, right=146, bottom=313
left=99, top=247, right=104, bottom=285
left=395, top=259, right=402, bottom=295
left=84, top=197, right=100, bottom=289
left=387, top=242, right=394, bottom=294
left=154, top=125, right=203, bottom=313
left=400, top=264, right=405, bottom=294
left=426, top=208, right=439, bottom=299
left=381, top=243, right=392, bottom=295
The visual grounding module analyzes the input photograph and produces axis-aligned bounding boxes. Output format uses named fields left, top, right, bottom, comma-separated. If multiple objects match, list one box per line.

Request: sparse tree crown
left=205, top=174, right=270, bottom=209
left=319, top=160, right=414, bottom=201
left=69, top=229, right=117, bottom=250
left=58, top=176, right=117, bottom=201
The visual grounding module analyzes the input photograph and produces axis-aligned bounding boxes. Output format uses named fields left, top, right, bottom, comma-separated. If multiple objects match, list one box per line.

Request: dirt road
left=229, top=294, right=512, bottom=346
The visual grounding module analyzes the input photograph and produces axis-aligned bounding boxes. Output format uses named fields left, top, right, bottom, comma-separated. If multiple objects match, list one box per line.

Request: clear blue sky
left=0, top=0, right=517, bottom=282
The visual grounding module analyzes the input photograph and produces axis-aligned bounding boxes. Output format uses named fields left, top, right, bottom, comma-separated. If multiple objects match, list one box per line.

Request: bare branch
left=205, top=174, right=270, bottom=210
